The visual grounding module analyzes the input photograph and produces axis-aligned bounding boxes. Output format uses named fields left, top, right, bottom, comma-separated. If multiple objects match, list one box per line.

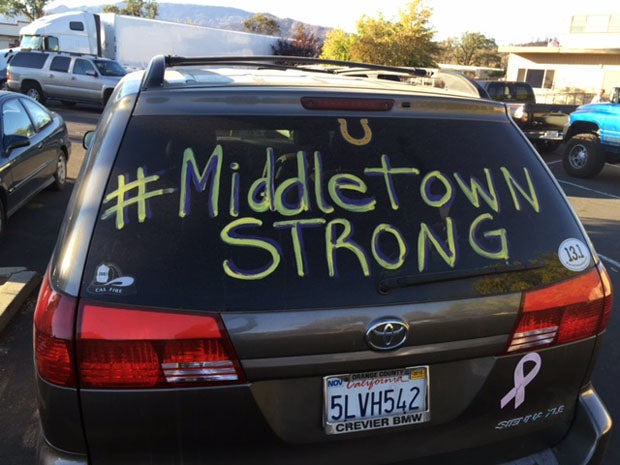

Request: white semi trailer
left=17, top=11, right=279, bottom=69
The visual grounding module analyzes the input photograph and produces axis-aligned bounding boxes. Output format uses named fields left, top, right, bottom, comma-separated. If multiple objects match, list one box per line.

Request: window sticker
left=87, top=263, right=136, bottom=296
left=558, top=238, right=591, bottom=272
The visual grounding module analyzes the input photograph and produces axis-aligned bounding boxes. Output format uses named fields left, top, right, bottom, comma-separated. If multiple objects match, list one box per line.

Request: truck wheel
left=23, top=82, right=46, bottom=104
left=563, top=134, right=605, bottom=178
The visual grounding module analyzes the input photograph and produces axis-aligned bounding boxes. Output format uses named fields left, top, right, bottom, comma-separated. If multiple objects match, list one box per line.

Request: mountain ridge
left=47, top=3, right=331, bottom=39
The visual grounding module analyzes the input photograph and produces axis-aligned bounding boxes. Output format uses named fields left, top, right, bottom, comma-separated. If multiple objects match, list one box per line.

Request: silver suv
left=7, top=51, right=126, bottom=106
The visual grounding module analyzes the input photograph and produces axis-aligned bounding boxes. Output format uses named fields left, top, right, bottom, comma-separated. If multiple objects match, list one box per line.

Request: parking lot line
left=557, top=180, right=620, bottom=200
left=599, top=254, right=620, bottom=272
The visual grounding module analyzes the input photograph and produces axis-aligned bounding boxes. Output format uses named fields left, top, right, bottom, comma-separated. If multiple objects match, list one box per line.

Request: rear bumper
left=501, top=386, right=611, bottom=465
left=36, top=386, right=611, bottom=465
left=552, top=386, right=611, bottom=465
left=524, top=129, right=564, bottom=141
left=37, top=432, right=87, bottom=465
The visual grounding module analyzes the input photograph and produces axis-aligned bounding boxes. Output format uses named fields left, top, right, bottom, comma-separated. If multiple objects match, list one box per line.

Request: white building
left=501, top=13, right=620, bottom=104
left=0, top=16, right=27, bottom=49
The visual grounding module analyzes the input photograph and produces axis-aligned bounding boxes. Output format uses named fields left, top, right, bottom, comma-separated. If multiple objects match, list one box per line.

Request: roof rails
left=141, top=55, right=430, bottom=89
left=140, top=55, right=489, bottom=99
left=18, top=48, right=99, bottom=58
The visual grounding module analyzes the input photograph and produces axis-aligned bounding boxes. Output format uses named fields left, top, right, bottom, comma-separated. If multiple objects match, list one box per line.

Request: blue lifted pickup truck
left=563, top=87, right=620, bottom=178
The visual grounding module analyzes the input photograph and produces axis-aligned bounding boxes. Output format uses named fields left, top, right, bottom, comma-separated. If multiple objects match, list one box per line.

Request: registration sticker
left=323, top=366, right=430, bottom=435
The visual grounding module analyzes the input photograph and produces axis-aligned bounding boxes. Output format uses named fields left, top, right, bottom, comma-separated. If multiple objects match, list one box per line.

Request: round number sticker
left=558, top=238, right=591, bottom=271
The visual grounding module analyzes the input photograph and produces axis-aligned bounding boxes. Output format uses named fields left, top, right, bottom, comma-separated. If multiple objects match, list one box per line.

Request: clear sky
left=45, top=0, right=618, bottom=45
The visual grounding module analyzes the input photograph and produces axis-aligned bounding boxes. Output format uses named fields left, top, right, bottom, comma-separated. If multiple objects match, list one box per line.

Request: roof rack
left=18, top=48, right=99, bottom=58
left=140, top=55, right=489, bottom=99
left=142, top=55, right=429, bottom=89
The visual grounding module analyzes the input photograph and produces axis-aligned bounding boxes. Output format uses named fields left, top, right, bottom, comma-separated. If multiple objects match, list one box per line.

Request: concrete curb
left=0, top=267, right=42, bottom=334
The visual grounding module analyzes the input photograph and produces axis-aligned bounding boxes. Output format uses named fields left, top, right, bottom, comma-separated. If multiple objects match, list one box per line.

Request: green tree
left=103, top=5, right=120, bottom=14
left=103, top=0, right=158, bottom=19
left=273, top=25, right=322, bottom=57
left=439, top=32, right=501, bottom=67
left=350, top=0, right=438, bottom=67
left=0, top=0, right=48, bottom=21
left=320, top=28, right=355, bottom=61
left=243, top=13, right=280, bottom=36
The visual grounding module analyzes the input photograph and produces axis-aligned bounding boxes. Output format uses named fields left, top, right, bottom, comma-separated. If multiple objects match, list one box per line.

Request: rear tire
left=23, top=82, right=46, bottom=104
left=563, top=133, right=605, bottom=178
left=51, top=152, right=67, bottom=191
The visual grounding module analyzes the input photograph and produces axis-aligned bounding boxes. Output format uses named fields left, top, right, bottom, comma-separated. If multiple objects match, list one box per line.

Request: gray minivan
left=34, top=56, right=613, bottom=465
left=7, top=51, right=126, bottom=106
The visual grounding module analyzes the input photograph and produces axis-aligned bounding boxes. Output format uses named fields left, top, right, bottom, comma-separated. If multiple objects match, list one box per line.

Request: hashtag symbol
left=101, top=167, right=176, bottom=230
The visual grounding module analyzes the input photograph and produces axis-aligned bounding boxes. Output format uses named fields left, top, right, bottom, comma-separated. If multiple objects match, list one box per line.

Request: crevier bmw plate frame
left=323, top=366, right=430, bottom=435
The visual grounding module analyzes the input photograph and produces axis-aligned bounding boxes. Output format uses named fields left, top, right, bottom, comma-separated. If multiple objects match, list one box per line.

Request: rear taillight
left=33, top=273, right=78, bottom=387
left=77, top=305, right=245, bottom=388
left=506, top=263, right=613, bottom=353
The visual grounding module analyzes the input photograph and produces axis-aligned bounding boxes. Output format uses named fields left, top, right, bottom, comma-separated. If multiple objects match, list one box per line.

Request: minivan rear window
left=84, top=115, right=583, bottom=311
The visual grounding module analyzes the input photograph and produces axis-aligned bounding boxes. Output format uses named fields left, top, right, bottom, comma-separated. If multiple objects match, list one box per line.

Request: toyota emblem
left=365, top=318, right=409, bottom=351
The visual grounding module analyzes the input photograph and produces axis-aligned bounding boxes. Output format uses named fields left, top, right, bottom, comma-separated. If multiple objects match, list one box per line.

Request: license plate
left=542, top=130, right=561, bottom=140
left=323, top=366, right=430, bottom=435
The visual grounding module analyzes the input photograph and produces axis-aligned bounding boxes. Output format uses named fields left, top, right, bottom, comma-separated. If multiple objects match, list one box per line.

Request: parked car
left=33, top=56, right=612, bottom=465
left=477, top=80, right=577, bottom=150
left=0, top=91, right=70, bottom=238
left=6, top=50, right=126, bottom=106
left=563, top=87, right=620, bottom=178
left=0, top=48, right=17, bottom=90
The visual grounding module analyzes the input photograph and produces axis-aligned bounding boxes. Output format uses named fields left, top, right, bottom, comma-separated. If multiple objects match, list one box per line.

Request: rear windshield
left=84, top=115, right=584, bottom=310
left=485, top=83, right=534, bottom=102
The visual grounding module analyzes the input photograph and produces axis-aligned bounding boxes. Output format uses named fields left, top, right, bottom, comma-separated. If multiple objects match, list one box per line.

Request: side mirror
left=3, top=134, right=30, bottom=154
left=86, top=70, right=98, bottom=78
left=82, top=130, right=95, bottom=150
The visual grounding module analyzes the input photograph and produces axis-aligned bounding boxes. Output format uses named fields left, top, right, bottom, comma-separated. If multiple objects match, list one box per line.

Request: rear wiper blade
left=378, top=264, right=545, bottom=294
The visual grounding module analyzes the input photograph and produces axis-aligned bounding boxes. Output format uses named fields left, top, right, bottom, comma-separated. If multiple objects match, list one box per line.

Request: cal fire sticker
left=87, top=263, right=136, bottom=296
left=558, top=238, right=591, bottom=272
left=500, top=352, right=541, bottom=410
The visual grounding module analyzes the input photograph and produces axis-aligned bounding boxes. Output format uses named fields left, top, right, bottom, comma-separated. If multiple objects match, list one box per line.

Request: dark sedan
left=0, top=91, right=70, bottom=238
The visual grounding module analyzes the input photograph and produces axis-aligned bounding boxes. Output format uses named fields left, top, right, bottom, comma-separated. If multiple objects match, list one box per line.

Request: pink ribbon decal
left=500, top=352, right=542, bottom=409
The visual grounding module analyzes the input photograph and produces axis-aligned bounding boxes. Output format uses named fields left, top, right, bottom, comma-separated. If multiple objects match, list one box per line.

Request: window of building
left=570, top=14, right=620, bottom=33
left=516, top=69, right=555, bottom=89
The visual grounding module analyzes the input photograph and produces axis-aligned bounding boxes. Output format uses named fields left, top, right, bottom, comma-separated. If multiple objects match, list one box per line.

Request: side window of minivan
left=73, top=59, right=96, bottom=76
left=50, top=56, right=71, bottom=73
